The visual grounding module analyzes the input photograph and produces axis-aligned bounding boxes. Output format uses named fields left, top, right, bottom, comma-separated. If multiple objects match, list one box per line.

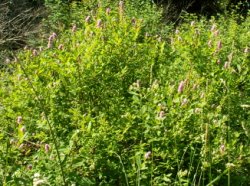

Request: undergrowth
left=0, top=1, right=249, bottom=185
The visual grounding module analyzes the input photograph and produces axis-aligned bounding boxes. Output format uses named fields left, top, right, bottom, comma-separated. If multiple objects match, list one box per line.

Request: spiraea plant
left=0, top=1, right=249, bottom=185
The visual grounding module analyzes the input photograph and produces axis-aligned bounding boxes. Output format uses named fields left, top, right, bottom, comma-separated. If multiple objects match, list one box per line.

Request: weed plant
left=0, top=2, right=249, bottom=185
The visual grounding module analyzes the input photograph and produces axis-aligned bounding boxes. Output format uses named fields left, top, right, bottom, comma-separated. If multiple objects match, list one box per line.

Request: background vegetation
left=0, top=0, right=249, bottom=185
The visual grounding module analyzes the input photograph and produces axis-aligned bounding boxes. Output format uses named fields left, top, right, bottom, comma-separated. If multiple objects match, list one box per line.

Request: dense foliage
left=0, top=1, right=249, bottom=186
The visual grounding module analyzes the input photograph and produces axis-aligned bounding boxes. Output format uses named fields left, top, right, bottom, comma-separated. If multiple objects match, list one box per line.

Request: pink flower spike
left=49, top=33, right=57, bottom=42
left=85, top=16, right=91, bottom=23
left=96, top=19, right=102, bottom=28
left=217, top=41, right=222, bottom=51
left=106, top=7, right=111, bottom=15
left=45, top=144, right=50, bottom=153
left=48, top=35, right=53, bottom=42
left=178, top=81, right=185, bottom=93
left=52, top=32, right=57, bottom=38
left=47, top=41, right=52, bottom=48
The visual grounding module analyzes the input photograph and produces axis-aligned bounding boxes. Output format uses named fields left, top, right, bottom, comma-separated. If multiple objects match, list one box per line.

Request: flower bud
left=220, top=144, right=225, bottom=155
left=58, top=44, right=64, bottom=50
left=47, top=41, right=52, bottom=49
left=27, top=164, right=33, bottom=170
left=181, top=98, right=188, bottom=106
left=45, top=144, right=50, bottom=153
left=52, top=32, right=57, bottom=38
left=85, top=16, right=91, bottom=23
left=71, top=24, right=77, bottom=32
left=96, top=19, right=102, bottom=28
left=210, top=24, right=216, bottom=32
left=19, top=143, right=24, bottom=149
left=217, top=41, right=222, bottom=51
left=244, top=47, right=248, bottom=54
left=20, top=126, right=26, bottom=133
left=10, top=138, right=16, bottom=145
left=49, top=32, right=57, bottom=42
left=47, top=33, right=56, bottom=49
left=178, top=81, right=185, bottom=93
left=106, top=7, right=111, bottom=15
left=195, top=108, right=201, bottom=113
left=17, top=116, right=22, bottom=124
left=144, top=151, right=151, bottom=159
left=158, top=111, right=165, bottom=119
left=131, top=17, right=136, bottom=25
left=32, top=49, right=38, bottom=56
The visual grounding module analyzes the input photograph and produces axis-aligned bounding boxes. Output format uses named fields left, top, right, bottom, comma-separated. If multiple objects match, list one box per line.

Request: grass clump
left=0, top=1, right=249, bottom=185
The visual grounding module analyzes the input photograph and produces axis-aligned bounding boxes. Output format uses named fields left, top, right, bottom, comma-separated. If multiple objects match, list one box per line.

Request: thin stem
left=19, top=63, right=66, bottom=185
left=137, top=157, right=141, bottom=186
left=3, top=140, right=9, bottom=186
left=114, top=152, right=129, bottom=186
left=150, top=143, right=154, bottom=186
left=227, top=125, right=231, bottom=186
left=192, top=160, right=200, bottom=185
left=207, top=169, right=228, bottom=186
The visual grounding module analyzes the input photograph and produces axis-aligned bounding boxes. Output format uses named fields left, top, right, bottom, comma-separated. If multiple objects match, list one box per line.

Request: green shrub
left=0, top=3, right=249, bottom=186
